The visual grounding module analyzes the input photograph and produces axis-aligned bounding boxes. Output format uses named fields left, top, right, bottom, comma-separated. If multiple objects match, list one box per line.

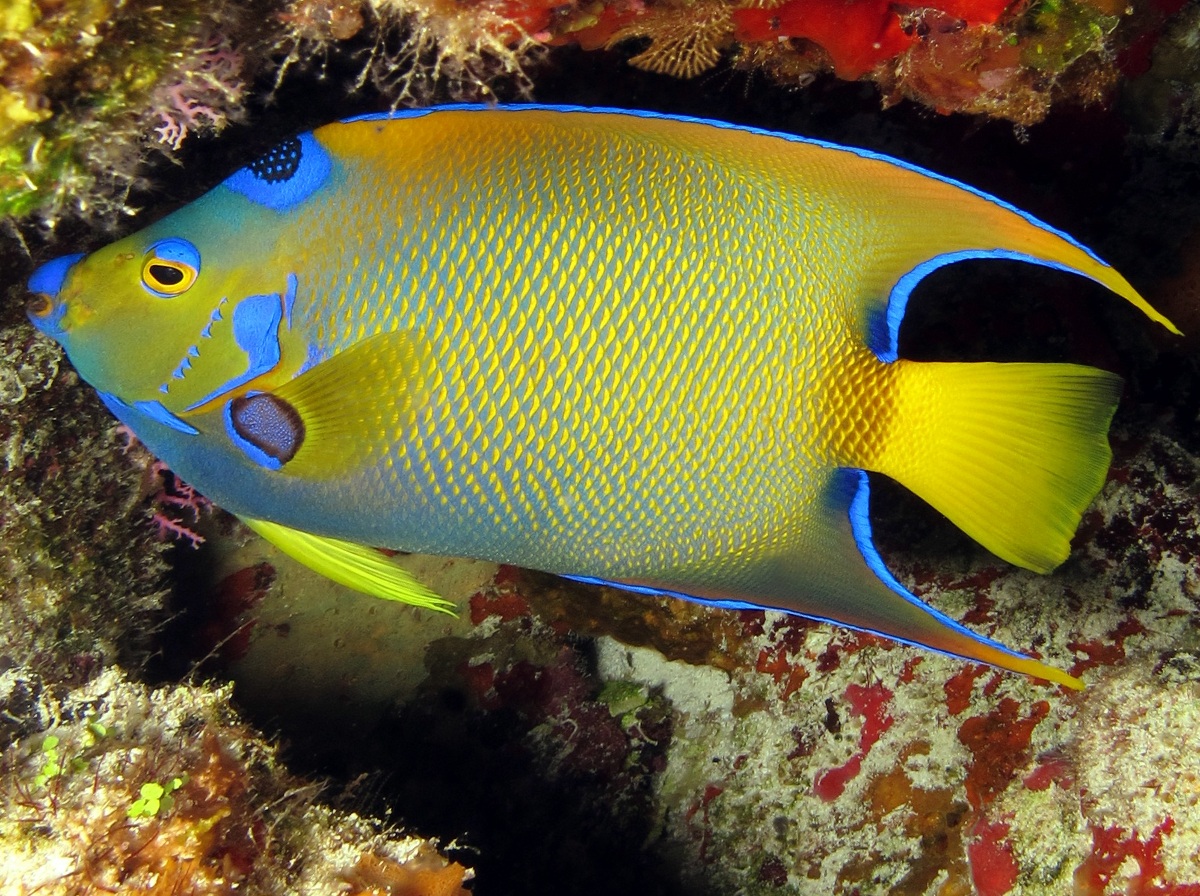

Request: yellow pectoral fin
left=226, top=330, right=427, bottom=478
left=242, top=517, right=456, bottom=614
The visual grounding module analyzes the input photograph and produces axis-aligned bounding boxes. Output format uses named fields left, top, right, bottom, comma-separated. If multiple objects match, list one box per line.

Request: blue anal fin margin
left=561, top=469, right=1080, bottom=687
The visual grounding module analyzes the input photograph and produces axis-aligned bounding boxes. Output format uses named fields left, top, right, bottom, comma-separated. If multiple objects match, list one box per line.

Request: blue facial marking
left=27, top=254, right=85, bottom=340
left=283, top=273, right=298, bottom=328
left=164, top=297, right=228, bottom=395
left=101, top=391, right=197, bottom=435
left=233, top=293, right=284, bottom=369
left=223, top=133, right=331, bottom=212
left=98, top=391, right=132, bottom=417
left=132, top=399, right=200, bottom=435
left=185, top=292, right=283, bottom=410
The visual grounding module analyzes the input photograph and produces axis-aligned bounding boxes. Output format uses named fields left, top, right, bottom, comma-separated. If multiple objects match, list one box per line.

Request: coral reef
left=556, top=0, right=1181, bottom=125
left=0, top=317, right=168, bottom=694
left=0, top=668, right=472, bottom=895
left=6, top=0, right=1197, bottom=235
left=0, top=0, right=265, bottom=227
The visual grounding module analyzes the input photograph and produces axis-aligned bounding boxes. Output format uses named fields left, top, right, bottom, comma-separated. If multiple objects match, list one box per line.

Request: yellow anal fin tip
left=1005, top=654, right=1084, bottom=691
left=242, top=517, right=456, bottom=615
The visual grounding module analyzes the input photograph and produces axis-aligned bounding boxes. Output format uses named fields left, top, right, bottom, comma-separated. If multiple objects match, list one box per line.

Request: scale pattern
left=293, top=111, right=883, bottom=590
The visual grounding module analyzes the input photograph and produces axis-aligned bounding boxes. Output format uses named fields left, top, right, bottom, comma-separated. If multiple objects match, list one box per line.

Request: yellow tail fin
left=873, top=360, right=1122, bottom=573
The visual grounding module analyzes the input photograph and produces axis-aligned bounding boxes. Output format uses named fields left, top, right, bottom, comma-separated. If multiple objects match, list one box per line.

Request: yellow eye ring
left=141, top=238, right=200, bottom=298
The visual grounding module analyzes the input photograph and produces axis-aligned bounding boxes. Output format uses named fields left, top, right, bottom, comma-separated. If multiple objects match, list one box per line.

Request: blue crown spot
left=223, top=132, right=331, bottom=212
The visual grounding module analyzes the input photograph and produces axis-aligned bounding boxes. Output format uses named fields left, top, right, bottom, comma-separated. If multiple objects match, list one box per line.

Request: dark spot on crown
left=248, top=137, right=303, bottom=183
left=229, top=392, right=304, bottom=465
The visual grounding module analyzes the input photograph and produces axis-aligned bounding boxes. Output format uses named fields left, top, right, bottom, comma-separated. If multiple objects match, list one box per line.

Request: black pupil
left=150, top=264, right=185, bottom=286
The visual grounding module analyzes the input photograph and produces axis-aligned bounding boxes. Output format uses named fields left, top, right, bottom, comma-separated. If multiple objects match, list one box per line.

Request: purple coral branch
left=151, top=511, right=207, bottom=547
left=151, top=37, right=246, bottom=151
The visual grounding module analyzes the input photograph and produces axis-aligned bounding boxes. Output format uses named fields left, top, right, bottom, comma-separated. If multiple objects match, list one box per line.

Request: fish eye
left=141, top=238, right=200, bottom=297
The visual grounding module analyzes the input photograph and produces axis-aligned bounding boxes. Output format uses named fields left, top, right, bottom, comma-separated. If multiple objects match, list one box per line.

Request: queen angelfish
left=26, top=105, right=1181, bottom=689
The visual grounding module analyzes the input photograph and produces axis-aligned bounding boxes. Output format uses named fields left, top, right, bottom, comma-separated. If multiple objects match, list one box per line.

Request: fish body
left=27, top=106, right=1179, bottom=688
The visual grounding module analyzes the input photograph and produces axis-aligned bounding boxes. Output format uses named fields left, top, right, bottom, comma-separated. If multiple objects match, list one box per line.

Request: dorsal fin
left=839, top=157, right=1180, bottom=360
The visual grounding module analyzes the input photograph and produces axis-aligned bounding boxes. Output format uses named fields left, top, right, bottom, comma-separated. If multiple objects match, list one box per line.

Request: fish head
left=26, top=186, right=311, bottom=424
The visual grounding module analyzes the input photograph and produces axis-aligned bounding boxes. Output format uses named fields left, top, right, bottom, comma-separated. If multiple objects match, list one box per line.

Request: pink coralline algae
left=959, top=697, right=1051, bottom=811
left=147, top=459, right=212, bottom=548
left=969, top=818, right=1020, bottom=896
left=1076, top=820, right=1200, bottom=896
left=152, top=39, right=247, bottom=151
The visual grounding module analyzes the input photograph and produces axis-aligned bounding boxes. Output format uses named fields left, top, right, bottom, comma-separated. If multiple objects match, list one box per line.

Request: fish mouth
left=27, top=292, right=52, bottom=318
left=26, top=293, right=70, bottom=341
left=26, top=253, right=86, bottom=340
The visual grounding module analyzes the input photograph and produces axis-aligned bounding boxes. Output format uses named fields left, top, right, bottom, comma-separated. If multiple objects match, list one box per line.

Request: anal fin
left=738, top=470, right=1082, bottom=689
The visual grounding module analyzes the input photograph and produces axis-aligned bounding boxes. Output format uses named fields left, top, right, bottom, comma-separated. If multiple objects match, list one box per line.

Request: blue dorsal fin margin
left=338, top=104, right=1104, bottom=263
left=872, top=248, right=1111, bottom=363
left=340, top=105, right=1113, bottom=365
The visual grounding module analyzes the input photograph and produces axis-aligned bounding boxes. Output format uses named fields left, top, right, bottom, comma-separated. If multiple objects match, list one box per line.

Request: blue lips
left=27, top=253, right=85, bottom=339
left=29, top=254, right=84, bottom=297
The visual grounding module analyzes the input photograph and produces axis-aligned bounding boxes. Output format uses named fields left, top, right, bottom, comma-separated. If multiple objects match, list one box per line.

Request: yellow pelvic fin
left=270, top=330, right=426, bottom=478
left=873, top=359, right=1122, bottom=574
left=242, top=517, right=456, bottom=614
